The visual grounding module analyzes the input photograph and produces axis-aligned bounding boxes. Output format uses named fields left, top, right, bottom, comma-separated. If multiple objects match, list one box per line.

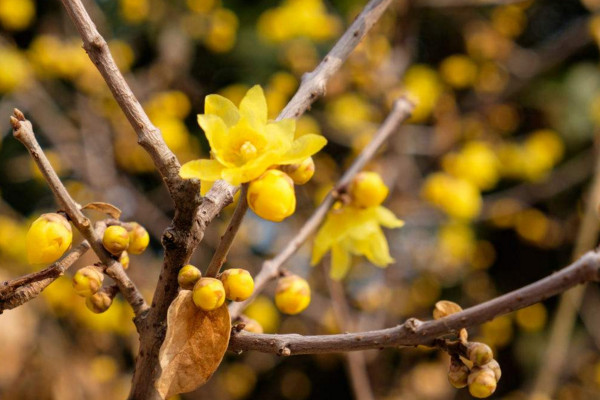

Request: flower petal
left=330, top=243, right=351, bottom=280
left=239, top=85, right=267, bottom=129
left=279, top=134, right=327, bottom=165
left=205, top=94, right=240, bottom=127
left=364, top=228, right=394, bottom=267
left=197, top=114, right=233, bottom=166
left=180, top=159, right=224, bottom=181
left=221, top=154, right=273, bottom=185
left=375, top=206, right=404, bottom=229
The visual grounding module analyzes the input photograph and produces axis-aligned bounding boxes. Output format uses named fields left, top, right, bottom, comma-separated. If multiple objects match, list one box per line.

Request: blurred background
left=1, top=0, right=600, bottom=399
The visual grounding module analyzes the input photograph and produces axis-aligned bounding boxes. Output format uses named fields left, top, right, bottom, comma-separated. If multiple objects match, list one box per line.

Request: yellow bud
left=26, top=213, right=73, bottom=265
left=220, top=268, right=254, bottom=302
left=247, top=170, right=296, bottom=222
left=275, top=275, right=311, bottom=315
left=127, top=222, right=149, bottom=254
left=85, top=291, right=113, bottom=313
left=280, top=157, right=315, bottom=185
left=349, top=171, right=389, bottom=208
left=73, top=266, right=104, bottom=297
left=119, top=251, right=130, bottom=270
left=468, top=367, right=497, bottom=398
left=467, top=342, right=494, bottom=366
left=242, top=317, right=264, bottom=334
left=178, top=264, right=202, bottom=290
left=192, top=277, right=226, bottom=311
left=448, top=358, right=469, bottom=389
left=102, top=225, right=130, bottom=255
left=485, top=359, right=501, bottom=382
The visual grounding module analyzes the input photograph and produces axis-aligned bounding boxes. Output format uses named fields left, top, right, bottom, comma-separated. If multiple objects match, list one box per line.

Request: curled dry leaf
left=81, top=202, right=122, bottom=219
left=433, top=300, right=462, bottom=320
left=155, top=290, right=231, bottom=399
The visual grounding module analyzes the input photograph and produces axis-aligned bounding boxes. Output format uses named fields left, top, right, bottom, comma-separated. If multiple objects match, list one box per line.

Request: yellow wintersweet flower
left=422, top=172, right=482, bottom=220
left=180, top=85, right=327, bottom=185
left=312, top=205, right=404, bottom=280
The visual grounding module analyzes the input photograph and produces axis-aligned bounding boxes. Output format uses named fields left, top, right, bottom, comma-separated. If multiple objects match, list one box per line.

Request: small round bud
left=448, top=358, right=469, bottom=389
left=119, top=251, right=130, bottom=270
left=85, top=291, right=113, bottom=313
left=349, top=171, right=389, bottom=208
left=192, top=277, right=226, bottom=311
left=102, top=225, right=130, bottom=255
left=242, top=317, right=264, bottom=334
left=247, top=170, right=296, bottom=222
left=220, top=268, right=254, bottom=302
left=178, top=264, right=202, bottom=290
left=484, top=359, right=501, bottom=382
left=26, top=213, right=73, bottom=265
left=73, top=266, right=104, bottom=297
left=128, top=222, right=149, bottom=254
left=280, top=157, right=315, bottom=185
left=467, top=342, right=494, bottom=366
left=468, top=367, right=497, bottom=398
left=274, top=275, right=311, bottom=315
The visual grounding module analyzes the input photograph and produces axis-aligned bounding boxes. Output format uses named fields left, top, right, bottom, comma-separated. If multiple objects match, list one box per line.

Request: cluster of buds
left=448, top=342, right=501, bottom=398
left=247, top=157, right=315, bottom=222
left=102, top=222, right=149, bottom=257
left=178, top=265, right=256, bottom=312
left=72, top=265, right=114, bottom=313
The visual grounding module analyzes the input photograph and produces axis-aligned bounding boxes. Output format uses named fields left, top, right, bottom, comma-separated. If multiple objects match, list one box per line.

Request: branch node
left=405, top=318, right=422, bottom=333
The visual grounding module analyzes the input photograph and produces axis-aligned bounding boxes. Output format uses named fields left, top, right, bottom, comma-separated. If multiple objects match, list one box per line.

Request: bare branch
left=230, top=251, right=600, bottom=355
left=229, top=98, right=414, bottom=320
left=58, top=0, right=200, bottom=211
left=205, top=183, right=249, bottom=278
left=11, top=110, right=148, bottom=319
left=0, top=242, right=90, bottom=312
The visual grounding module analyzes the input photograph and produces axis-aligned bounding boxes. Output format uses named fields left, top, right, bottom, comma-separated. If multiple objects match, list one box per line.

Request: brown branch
left=0, top=242, right=90, bottom=312
left=278, top=0, right=394, bottom=121
left=205, top=183, right=249, bottom=278
left=229, top=250, right=600, bottom=355
left=58, top=0, right=200, bottom=212
left=229, top=98, right=414, bottom=320
left=11, top=110, right=148, bottom=320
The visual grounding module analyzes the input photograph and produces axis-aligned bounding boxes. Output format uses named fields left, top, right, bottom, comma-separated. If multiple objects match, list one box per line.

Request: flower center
left=240, top=141, right=258, bottom=162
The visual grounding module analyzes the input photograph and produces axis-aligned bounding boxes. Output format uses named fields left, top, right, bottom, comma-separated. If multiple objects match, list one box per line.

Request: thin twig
left=229, top=250, right=600, bottom=355
left=0, top=242, right=90, bottom=312
left=229, top=98, right=414, bottom=320
left=205, top=184, right=249, bottom=278
left=417, top=0, right=527, bottom=7
left=10, top=110, right=148, bottom=320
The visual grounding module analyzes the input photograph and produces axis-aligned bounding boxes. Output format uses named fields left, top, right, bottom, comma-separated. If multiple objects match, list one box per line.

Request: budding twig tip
left=13, top=108, right=25, bottom=121
left=9, top=116, right=20, bottom=130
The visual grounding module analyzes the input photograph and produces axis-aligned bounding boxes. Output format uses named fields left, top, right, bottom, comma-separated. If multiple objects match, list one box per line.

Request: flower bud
left=468, top=367, right=497, bottom=398
left=192, top=277, right=226, bottom=311
left=448, top=358, right=469, bottom=389
left=102, top=225, right=129, bottom=255
left=220, top=268, right=254, bottom=302
left=178, top=264, right=202, bottom=290
left=349, top=171, right=389, bottom=208
left=274, top=275, right=311, bottom=315
left=26, top=213, right=73, bottom=265
left=128, top=222, right=149, bottom=254
left=484, top=359, right=501, bottom=382
left=85, top=291, right=113, bottom=313
left=119, top=251, right=130, bottom=270
left=73, top=266, right=104, bottom=297
left=242, top=317, right=264, bottom=334
left=467, top=342, right=494, bottom=366
left=247, top=170, right=296, bottom=222
left=280, top=157, right=315, bottom=185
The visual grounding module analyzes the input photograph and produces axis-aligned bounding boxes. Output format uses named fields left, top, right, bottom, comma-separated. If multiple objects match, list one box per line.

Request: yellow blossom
left=442, top=141, right=500, bottom=190
left=180, top=85, right=327, bottom=185
left=26, top=213, right=73, bottom=265
left=0, top=0, right=35, bottom=31
left=312, top=205, right=404, bottom=280
left=422, top=172, right=483, bottom=220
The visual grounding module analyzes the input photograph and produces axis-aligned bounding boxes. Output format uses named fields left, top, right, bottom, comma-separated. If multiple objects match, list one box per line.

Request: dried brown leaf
left=81, top=202, right=122, bottom=219
left=433, top=300, right=463, bottom=320
left=155, top=290, right=231, bottom=399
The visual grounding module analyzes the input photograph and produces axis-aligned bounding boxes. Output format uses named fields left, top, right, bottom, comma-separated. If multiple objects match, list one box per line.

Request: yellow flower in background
left=119, top=0, right=149, bottom=24
left=0, top=46, right=31, bottom=93
left=312, top=205, right=404, bottom=280
left=422, top=172, right=482, bottom=220
left=442, top=141, right=500, bottom=191
left=439, top=55, right=478, bottom=89
left=0, top=0, right=35, bottom=31
left=402, top=64, right=444, bottom=123
left=180, top=85, right=327, bottom=185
